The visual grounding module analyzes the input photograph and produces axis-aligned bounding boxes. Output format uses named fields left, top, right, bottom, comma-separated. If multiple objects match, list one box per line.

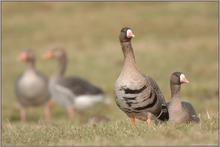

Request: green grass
left=2, top=2, right=218, bottom=146
left=2, top=115, right=218, bottom=146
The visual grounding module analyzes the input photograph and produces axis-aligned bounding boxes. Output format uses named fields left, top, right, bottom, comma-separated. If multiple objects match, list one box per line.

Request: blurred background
left=2, top=2, right=218, bottom=124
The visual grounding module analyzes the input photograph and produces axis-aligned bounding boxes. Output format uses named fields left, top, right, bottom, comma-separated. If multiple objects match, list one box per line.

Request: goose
left=15, top=49, right=50, bottom=123
left=43, top=48, right=111, bottom=120
left=114, top=27, right=169, bottom=126
left=168, top=72, right=200, bottom=124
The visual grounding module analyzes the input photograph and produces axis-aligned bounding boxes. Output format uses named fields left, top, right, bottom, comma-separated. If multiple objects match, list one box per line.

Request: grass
left=1, top=2, right=219, bottom=146
left=2, top=115, right=218, bottom=146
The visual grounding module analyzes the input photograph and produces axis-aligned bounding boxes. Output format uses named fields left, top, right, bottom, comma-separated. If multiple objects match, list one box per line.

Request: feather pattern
left=114, top=27, right=169, bottom=124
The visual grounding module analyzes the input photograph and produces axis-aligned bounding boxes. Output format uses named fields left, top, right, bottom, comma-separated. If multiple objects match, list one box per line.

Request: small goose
left=43, top=48, right=111, bottom=120
left=15, top=49, right=50, bottom=123
left=168, top=72, right=200, bottom=124
left=114, top=27, right=169, bottom=126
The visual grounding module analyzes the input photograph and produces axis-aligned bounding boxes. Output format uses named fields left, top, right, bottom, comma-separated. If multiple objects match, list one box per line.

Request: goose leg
left=48, top=99, right=57, bottom=110
left=43, top=102, right=50, bottom=121
left=20, top=106, right=26, bottom=123
left=131, top=117, right=135, bottom=126
left=146, top=118, right=151, bottom=125
left=67, top=107, right=74, bottom=120
left=77, top=111, right=85, bottom=123
left=78, top=111, right=84, bottom=118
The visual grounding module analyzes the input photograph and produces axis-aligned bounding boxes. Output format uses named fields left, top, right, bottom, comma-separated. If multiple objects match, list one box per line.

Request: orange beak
left=17, top=52, right=27, bottom=61
left=43, top=51, right=53, bottom=60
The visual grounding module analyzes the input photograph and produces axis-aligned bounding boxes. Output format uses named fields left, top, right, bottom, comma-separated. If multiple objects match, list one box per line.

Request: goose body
left=168, top=72, right=200, bottom=124
left=43, top=48, right=110, bottom=119
left=16, top=70, right=49, bottom=106
left=114, top=27, right=168, bottom=125
left=15, top=49, right=50, bottom=122
left=49, top=76, right=108, bottom=109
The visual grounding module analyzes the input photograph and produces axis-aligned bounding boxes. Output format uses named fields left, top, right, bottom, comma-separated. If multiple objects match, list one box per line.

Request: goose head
left=43, top=48, right=66, bottom=60
left=170, top=72, right=189, bottom=85
left=18, top=49, right=35, bottom=63
left=119, top=27, right=135, bottom=43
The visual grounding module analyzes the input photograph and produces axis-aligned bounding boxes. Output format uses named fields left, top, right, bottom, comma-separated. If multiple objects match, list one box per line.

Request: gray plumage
left=43, top=48, right=110, bottom=110
left=15, top=49, right=50, bottom=122
left=114, top=27, right=168, bottom=125
left=167, top=72, right=200, bottom=124
left=15, top=49, right=50, bottom=107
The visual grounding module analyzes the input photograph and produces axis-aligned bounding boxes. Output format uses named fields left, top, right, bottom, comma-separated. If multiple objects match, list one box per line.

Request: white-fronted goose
left=15, top=49, right=50, bottom=123
left=43, top=48, right=111, bottom=120
left=114, top=27, right=169, bottom=126
left=168, top=72, right=200, bottom=124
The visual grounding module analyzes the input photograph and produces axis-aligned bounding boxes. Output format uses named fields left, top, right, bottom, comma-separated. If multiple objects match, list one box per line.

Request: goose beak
left=17, top=52, right=27, bottom=61
left=130, top=33, right=135, bottom=38
left=127, top=30, right=135, bottom=38
left=43, top=51, right=53, bottom=60
left=182, top=77, right=189, bottom=84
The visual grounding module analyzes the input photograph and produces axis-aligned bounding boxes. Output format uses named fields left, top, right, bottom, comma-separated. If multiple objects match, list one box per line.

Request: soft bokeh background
left=2, top=2, right=218, bottom=146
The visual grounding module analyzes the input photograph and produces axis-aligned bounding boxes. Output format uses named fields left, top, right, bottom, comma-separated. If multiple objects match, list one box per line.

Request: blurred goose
left=168, top=72, right=200, bottom=124
left=114, top=27, right=169, bottom=126
left=43, top=48, right=111, bottom=119
left=15, top=49, right=50, bottom=123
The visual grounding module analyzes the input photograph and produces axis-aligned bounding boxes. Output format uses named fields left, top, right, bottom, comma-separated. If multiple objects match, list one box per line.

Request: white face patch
left=180, top=74, right=185, bottom=83
left=126, top=29, right=134, bottom=38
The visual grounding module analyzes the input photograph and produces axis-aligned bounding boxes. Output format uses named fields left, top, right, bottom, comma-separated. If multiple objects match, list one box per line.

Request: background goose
left=114, top=27, right=169, bottom=126
left=43, top=48, right=111, bottom=120
left=15, top=49, right=50, bottom=123
left=168, top=72, right=200, bottom=124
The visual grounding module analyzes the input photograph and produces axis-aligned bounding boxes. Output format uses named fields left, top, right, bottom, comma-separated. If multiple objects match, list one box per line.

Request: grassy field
left=2, top=2, right=219, bottom=146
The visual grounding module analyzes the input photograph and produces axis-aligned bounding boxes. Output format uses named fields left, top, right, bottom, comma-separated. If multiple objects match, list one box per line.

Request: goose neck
left=55, top=56, right=67, bottom=77
left=170, top=84, right=181, bottom=99
left=121, top=42, right=136, bottom=68
left=26, top=60, right=35, bottom=70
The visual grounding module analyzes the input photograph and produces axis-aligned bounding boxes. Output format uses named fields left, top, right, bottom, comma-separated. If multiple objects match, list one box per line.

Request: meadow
left=2, top=2, right=219, bottom=146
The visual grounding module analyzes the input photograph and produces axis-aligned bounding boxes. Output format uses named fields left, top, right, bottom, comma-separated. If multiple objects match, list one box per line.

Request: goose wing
left=181, top=101, right=200, bottom=123
left=57, top=76, right=104, bottom=96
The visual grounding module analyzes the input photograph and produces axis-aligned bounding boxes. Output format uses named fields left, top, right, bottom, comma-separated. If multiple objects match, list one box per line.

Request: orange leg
left=146, top=118, right=151, bottom=125
left=78, top=111, right=84, bottom=118
left=20, top=106, right=26, bottom=123
left=130, top=117, right=135, bottom=126
left=43, top=102, right=50, bottom=121
left=48, top=99, right=57, bottom=110
left=67, top=107, right=74, bottom=120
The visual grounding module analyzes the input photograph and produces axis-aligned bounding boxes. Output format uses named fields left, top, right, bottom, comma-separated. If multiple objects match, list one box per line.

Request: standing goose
left=43, top=48, right=111, bottom=120
left=15, top=49, right=50, bottom=123
left=168, top=72, right=200, bottom=124
left=114, top=27, right=169, bottom=126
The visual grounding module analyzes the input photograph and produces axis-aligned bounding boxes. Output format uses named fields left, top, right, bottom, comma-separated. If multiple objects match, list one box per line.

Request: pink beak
left=182, top=77, right=189, bottom=84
